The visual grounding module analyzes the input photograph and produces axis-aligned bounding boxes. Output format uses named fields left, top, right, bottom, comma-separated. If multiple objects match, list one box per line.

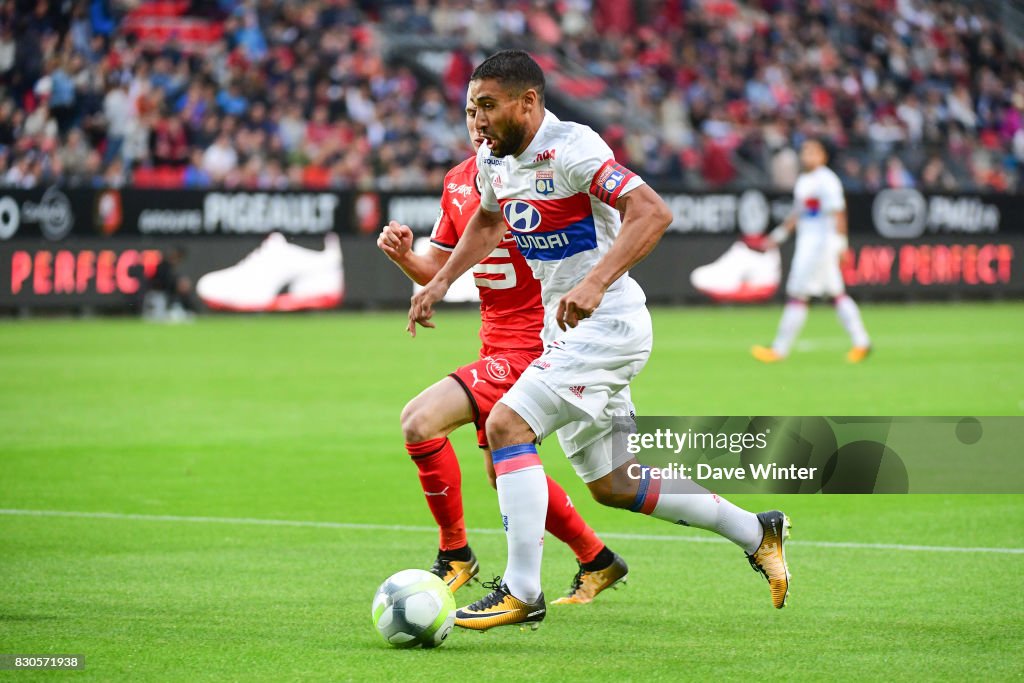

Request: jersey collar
left=515, top=110, right=559, bottom=163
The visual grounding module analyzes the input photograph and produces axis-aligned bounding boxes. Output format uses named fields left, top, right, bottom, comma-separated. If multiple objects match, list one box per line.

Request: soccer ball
left=371, top=569, right=456, bottom=648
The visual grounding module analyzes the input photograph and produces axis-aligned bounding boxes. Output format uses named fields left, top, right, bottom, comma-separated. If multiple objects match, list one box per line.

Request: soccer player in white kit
left=409, top=51, right=792, bottom=630
left=752, top=138, right=872, bottom=363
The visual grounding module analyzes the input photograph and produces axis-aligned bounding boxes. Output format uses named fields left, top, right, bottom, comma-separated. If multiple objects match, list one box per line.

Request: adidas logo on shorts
left=569, top=385, right=586, bottom=399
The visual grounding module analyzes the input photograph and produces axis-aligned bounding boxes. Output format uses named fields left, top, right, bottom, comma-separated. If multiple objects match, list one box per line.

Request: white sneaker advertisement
left=196, top=232, right=344, bottom=312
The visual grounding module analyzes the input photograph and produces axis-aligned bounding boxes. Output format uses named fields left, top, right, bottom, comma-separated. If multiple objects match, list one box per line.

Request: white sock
left=649, top=485, right=763, bottom=554
left=772, top=299, right=808, bottom=356
left=835, top=295, right=870, bottom=347
left=495, top=466, right=547, bottom=602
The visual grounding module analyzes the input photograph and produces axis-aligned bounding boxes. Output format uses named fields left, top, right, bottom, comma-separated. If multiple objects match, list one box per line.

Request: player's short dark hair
left=470, top=49, right=545, bottom=104
left=802, top=136, right=832, bottom=160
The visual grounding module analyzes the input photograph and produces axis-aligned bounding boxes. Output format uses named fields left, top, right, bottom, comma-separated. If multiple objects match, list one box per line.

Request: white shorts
left=787, top=232, right=845, bottom=299
left=498, top=304, right=652, bottom=482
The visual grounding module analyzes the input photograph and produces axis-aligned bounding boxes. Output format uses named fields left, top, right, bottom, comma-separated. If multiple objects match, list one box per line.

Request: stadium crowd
left=1, top=0, right=1022, bottom=192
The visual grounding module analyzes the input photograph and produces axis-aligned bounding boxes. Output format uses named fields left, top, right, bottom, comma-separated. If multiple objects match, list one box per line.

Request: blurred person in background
left=142, top=246, right=197, bottom=322
left=201, top=131, right=238, bottom=183
left=753, top=138, right=871, bottom=364
left=885, top=156, right=916, bottom=188
left=920, top=156, right=958, bottom=192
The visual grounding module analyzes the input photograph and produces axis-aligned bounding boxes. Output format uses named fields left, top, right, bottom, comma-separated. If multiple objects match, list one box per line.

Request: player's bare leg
left=585, top=457, right=791, bottom=608
left=402, top=378, right=481, bottom=592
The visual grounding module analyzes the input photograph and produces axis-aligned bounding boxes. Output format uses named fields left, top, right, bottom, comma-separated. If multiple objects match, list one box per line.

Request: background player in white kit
left=409, top=50, right=792, bottom=631
left=752, top=138, right=872, bottom=363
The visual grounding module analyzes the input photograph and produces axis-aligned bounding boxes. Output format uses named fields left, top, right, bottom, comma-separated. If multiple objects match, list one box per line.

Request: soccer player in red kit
left=377, top=92, right=627, bottom=606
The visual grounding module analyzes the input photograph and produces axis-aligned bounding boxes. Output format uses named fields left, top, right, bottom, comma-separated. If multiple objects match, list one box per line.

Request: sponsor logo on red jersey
left=446, top=182, right=473, bottom=197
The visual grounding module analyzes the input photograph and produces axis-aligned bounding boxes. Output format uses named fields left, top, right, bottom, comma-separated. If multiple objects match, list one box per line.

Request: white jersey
left=477, top=111, right=647, bottom=341
left=787, top=165, right=847, bottom=298
left=793, top=165, right=845, bottom=240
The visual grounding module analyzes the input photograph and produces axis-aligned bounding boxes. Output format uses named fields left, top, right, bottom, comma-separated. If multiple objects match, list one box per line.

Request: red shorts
left=449, top=349, right=540, bottom=449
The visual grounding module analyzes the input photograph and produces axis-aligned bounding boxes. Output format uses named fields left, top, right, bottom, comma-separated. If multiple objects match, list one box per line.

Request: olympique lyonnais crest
left=485, top=356, right=511, bottom=381
left=535, top=170, right=555, bottom=195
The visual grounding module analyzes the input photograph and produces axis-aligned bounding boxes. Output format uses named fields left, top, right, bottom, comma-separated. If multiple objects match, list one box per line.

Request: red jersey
left=430, top=156, right=544, bottom=355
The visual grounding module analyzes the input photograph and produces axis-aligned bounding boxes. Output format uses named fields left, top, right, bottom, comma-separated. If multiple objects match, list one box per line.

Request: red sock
left=545, top=476, right=605, bottom=564
left=407, top=437, right=466, bottom=551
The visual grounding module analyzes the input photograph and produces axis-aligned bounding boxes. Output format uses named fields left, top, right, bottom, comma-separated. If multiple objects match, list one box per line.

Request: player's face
left=465, top=94, right=485, bottom=152
left=801, top=141, right=826, bottom=170
left=469, top=78, right=530, bottom=158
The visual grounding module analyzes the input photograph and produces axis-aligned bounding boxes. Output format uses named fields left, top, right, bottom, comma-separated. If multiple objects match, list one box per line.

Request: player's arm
left=406, top=205, right=505, bottom=335
left=557, top=185, right=672, bottom=329
left=834, top=208, right=848, bottom=237
left=828, top=176, right=850, bottom=254
left=433, top=206, right=506, bottom=288
left=834, top=208, right=851, bottom=264
left=377, top=220, right=450, bottom=286
left=767, top=212, right=797, bottom=248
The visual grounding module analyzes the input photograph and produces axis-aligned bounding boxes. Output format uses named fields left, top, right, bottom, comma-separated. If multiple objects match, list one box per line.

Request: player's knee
left=400, top=400, right=440, bottom=444
left=586, top=465, right=641, bottom=509
left=586, top=478, right=633, bottom=509
left=589, top=487, right=633, bottom=509
left=484, top=403, right=535, bottom=450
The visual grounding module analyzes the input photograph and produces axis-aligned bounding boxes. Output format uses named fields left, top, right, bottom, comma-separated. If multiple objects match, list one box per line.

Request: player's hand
left=407, top=278, right=448, bottom=337
left=556, top=278, right=605, bottom=331
left=377, top=221, right=414, bottom=260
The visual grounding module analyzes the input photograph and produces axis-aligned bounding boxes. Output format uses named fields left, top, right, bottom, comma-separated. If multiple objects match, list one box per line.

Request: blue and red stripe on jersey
left=498, top=192, right=597, bottom=262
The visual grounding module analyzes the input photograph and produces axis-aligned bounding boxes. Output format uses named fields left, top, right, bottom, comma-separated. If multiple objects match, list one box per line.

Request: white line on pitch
left=1, top=508, right=1022, bottom=555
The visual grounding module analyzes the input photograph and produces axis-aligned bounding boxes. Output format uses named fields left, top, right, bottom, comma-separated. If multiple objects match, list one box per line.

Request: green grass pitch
left=1, top=302, right=1022, bottom=681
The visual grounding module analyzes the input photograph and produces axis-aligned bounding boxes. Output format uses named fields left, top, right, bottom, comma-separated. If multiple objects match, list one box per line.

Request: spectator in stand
left=102, top=76, right=131, bottom=164
left=770, top=146, right=800, bottom=191
left=0, top=22, right=15, bottom=78
left=4, top=152, right=39, bottom=188
left=0, top=109, right=19, bottom=154
left=59, top=127, right=93, bottom=184
left=201, top=132, right=237, bottom=182
left=101, top=156, right=126, bottom=188
left=838, top=157, right=866, bottom=192
left=152, top=114, right=190, bottom=167
left=183, top=148, right=211, bottom=188
left=216, top=82, right=248, bottom=118
left=885, top=156, right=916, bottom=188
left=920, top=156, right=958, bottom=192
left=862, top=162, right=884, bottom=192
